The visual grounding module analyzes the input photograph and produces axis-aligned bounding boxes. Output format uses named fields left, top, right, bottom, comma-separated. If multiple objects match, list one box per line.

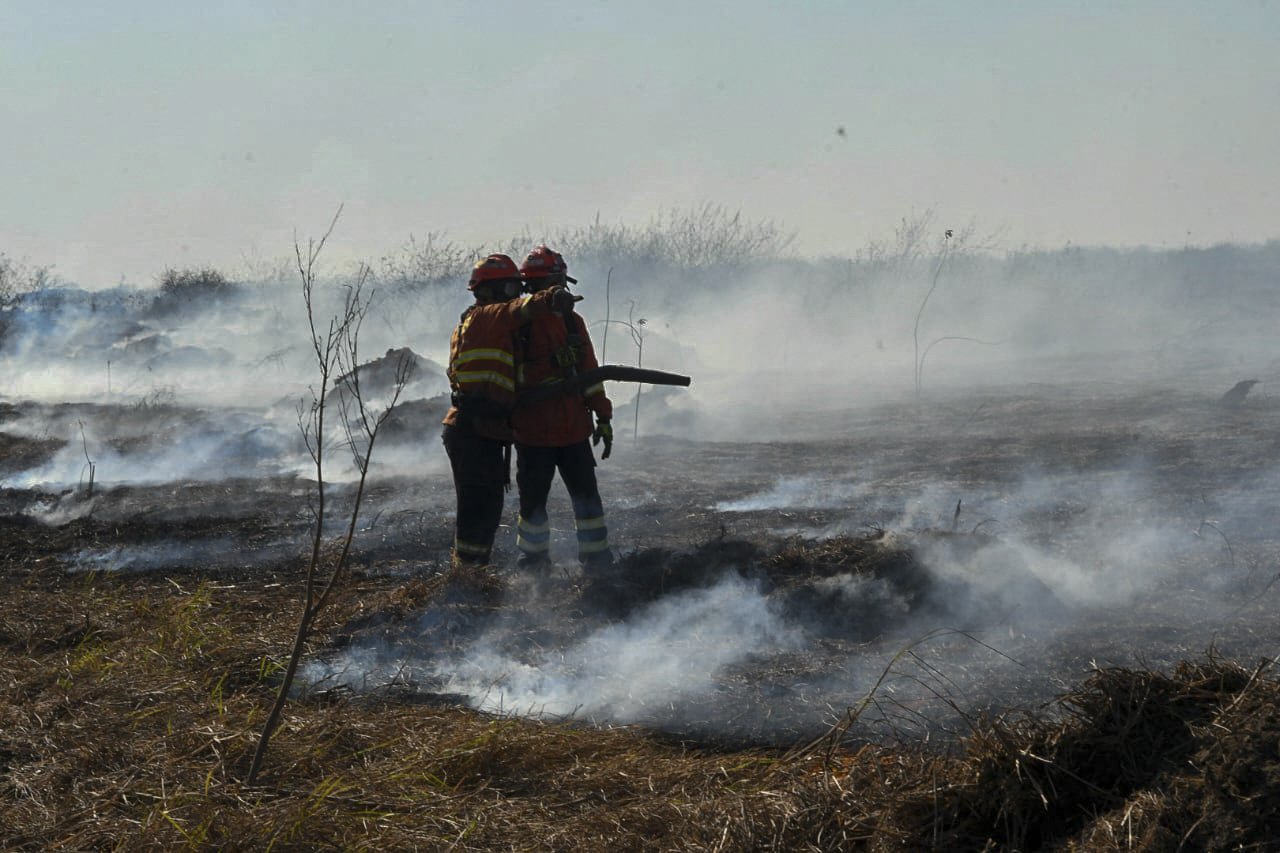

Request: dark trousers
left=442, top=423, right=509, bottom=566
left=515, top=440, right=611, bottom=568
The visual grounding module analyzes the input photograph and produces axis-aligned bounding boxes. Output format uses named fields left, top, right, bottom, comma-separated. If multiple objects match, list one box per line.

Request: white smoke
left=6, top=233, right=1280, bottom=744
left=715, top=475, right=870, bottom=512
left=308, top=573, right=803, bottom=725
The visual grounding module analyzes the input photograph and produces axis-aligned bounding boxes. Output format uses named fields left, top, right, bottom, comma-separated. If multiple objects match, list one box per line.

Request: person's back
left=441, top=254, right=572, bottom=567
left=511, top=308, right=606, bottom=446
left=445, top=297, right=540, bottom=443
left=511, top=246, right=614, bottom=573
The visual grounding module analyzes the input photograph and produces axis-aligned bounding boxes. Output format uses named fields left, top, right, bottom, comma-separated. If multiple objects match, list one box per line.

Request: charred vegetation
left=6, top=231, right=1280, bottom=846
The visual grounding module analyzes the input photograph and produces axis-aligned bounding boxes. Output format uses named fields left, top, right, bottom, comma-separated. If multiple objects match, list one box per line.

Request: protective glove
left=592, top=416, right=613, bottom=460
left=550, top=286, right=581, bottom=314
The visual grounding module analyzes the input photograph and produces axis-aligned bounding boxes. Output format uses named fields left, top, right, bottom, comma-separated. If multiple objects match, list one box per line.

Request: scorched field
left=3, top=250, right=1280, bottom=849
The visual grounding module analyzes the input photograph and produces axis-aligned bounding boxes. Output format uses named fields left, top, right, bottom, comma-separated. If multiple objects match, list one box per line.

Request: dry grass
left=4, top=561, right=1280, bottom=850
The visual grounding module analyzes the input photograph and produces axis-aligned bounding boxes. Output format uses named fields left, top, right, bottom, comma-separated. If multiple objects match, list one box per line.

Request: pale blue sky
left=2, top=1, right=1278, bottom=286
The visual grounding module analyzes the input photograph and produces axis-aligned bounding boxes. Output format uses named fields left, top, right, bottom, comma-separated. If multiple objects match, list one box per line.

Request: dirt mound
left=377, top=395, right=450, bottom=444
left=1220, top=378, right=1260, bottom=408
left=335, top=346, right=445, bottom=401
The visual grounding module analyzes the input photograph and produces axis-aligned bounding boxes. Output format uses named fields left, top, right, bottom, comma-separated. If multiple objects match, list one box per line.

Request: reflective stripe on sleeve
left=454, top=370, right=515, bottom=393
left=454, top=348, right=514, bottom=367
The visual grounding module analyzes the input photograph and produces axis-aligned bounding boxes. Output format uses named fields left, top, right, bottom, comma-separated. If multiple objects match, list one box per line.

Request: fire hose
left=515, top=364, right=691, bottom=407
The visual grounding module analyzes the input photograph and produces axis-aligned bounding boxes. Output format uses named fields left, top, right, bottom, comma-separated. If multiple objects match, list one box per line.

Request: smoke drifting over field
left=303, top=453, right=1251, bottom=742
left=4, top=233, right=1280, bottom=743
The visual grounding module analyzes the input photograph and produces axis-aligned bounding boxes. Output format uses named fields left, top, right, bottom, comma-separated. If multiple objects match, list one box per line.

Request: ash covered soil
left=4, top=378, right=1279, bottom=747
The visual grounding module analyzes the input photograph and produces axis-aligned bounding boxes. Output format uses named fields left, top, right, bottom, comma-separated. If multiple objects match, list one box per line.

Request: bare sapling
left=317, top=263, right=414, bottom=615
left=1194, top=496, right=1237, bottom=574
left=593, top=292, right=650, bottom=441
left=912, top=229, right=953, bottom=399
left=626, top=301, right=647, bottom=440
left=247, top=207, right=410, bottom=784
left=78, top=420, right=96, bottom=499
left=909, top=220, right=1008, bottom=398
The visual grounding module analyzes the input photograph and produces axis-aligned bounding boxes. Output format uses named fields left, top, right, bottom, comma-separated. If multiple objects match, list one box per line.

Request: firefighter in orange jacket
left=442, top=254, right=575, bottom=567
left=511, top=246, right=615, bottom=573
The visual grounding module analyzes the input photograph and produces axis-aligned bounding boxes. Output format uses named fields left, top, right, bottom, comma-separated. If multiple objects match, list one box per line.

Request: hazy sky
left=3, top=1, right=1278, bottom=287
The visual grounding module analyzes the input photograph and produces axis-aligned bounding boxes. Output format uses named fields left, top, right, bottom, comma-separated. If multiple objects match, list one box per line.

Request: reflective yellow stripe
left=575, top=516, right=606, bottom=531
left=584, top=383, right=605, bottom=397
left=455, top=348, right=514, bottom=367
left=518, top=517, right=550, bottom=535
left=454, top=539, right=489, bottom=556
left=578, top=539, right=611, bottom=554
left=517, top=538, right=550, bottom=554
left=455, top=371, right=515, bottom=392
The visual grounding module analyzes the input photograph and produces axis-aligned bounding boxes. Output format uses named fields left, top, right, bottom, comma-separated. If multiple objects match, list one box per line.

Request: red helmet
left=468, top=254, right=521, bottom=291
left=519, top=245, right=577, bottom=284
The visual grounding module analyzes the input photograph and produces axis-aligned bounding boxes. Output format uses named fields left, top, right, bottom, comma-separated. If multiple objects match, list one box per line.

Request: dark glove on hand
left=550, top=286, right=580, bottom=314
left=592, top=417, right=613, bottom=459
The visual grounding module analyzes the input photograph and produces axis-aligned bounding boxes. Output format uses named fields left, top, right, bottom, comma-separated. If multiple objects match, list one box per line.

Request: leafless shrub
left=149, top=266, right=241, bottom=317
left=247, top=206, right=410, bottom=784
left=237, top=247, right=295, bottom=289
left=541, top=204, right=794, bottom=272
left=375, top=231, right=483, bottom=319
left=0, top=252, right=56, bottom=306
left=133, top=385, right=177, bottom=410
left=857, top=209, right=1000, bottom=280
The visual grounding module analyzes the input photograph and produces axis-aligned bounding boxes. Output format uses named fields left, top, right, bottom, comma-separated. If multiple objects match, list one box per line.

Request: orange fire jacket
left=441, top=289, right=559, bottom=442
left=510, top=311, right=613, bottom=447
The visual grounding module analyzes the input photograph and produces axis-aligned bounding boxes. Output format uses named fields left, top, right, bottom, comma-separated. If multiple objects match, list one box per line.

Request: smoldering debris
left=306, top=533, right=1074, bottom=744
left=26, top=491, right=99, bottom=525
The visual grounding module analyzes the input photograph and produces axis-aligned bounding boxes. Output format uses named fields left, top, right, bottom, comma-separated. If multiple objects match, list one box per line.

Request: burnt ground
left=4, top=378, right=1280, bottom=847
left=4, top=380, right=1280, bottom=740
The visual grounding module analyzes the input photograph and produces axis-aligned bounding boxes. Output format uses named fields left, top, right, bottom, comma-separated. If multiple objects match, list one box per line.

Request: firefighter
left=442, top=254, right=575, bottom=567
left=512, top=246, right=615, bottom=573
